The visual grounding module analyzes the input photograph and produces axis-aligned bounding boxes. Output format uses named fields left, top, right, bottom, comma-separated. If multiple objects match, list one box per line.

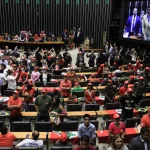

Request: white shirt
left=17, top=139, right=44, bottom=149
left=0, top=73, right=7, bottom=85
left=107, top=145, right=129, bottom=150
left=7, top=75, right=16, bottom=90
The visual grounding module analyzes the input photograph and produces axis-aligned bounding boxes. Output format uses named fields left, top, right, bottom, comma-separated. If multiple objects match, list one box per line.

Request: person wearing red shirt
left=59, top=74, right=72, bottom=97
left=134, top=60, right=141, bottom=72
left=119, top=80, right=128, bottom=96
left=22, top=83, right=35, bottom=111
left=73, top=135, right=96, bottom=150
left=84, top=83, right=95, bottom=104
left=141, top=107, right=150, bottom=130
left=88, top=74, right=100, bottom=82
left=18, top=68, right=28, bottom=82
left=97, top=64, right=104, bottom=74
left=108, top=114, right=126, bottom=140
left=7, top=90, right=22, bottom=131
left=0, top=125, right=16, bottom=147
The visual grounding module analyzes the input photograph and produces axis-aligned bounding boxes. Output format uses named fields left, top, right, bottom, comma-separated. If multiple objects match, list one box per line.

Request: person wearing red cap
left=22, top=82, right=35, bottom=111
left=133, top=60, right=141, bottom=72
left=31, top=66, right=40, bottom=83
left=18, top=68, right=28, bottom=82
left=97, top=64, right=104, bottom=74
left=128, top=75, right=135, bottom=84
left=133, top=76, right=146, bottom=104
left=71, top=82, right=84, bottom=92
left=108, top=114, right=126, bottom=139
left=141, top=107, right=150, bottom=130
left=35, top=88, right=52, bottom=121
left=84, top=83, right=95, bottom=104
left=59, top=74, right=72, bottom=97
left=67, top=67, right=77, bottom=83
left=7, top=90, right=22, bottom=131
left=120, top=88, right=136, bottom=120
left=119, top=80, right=129, bottom=96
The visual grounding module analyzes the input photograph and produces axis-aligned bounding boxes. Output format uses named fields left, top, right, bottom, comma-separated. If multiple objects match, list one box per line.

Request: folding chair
left=60, top=121, right=78, bottom=131
left=35, top=81, right=42, bottom=87
left=4, top=90, right=13, bottom=97
left=12, top=122, right=32, bottom=132
left=139, top=99, right=150, bottom=107
left=34, top=122, right=52, bottom=132
left=85, top=104, right=100, bottom=111
left=105, top=102, right=120, bottom=110
left=67, top=104, right=82, bottom=111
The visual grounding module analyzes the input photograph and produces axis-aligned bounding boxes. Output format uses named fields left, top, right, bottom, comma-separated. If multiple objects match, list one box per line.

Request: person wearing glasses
left=78, top=114, right=96, bottom=145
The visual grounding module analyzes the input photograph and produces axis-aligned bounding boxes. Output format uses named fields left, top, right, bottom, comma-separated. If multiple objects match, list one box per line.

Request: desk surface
left=0, top=39, right=64, bottom=45
left=12, top=132, right=47, bottom=139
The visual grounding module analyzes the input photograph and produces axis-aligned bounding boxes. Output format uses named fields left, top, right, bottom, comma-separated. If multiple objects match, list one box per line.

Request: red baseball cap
left=124, top=80, right=128, bottom=85
left=145, top=67, right=149, bottom=71
left=113, top=114, right=120, bottom=119
left=42, top=89, right=47, bottom=93
left=13, top=90, right=19, bottom=95
left=139, top=76, right=144, bottom=80
left=47, top=56, right=51, bottom=59
left=127, top=88, right=133, bottom=93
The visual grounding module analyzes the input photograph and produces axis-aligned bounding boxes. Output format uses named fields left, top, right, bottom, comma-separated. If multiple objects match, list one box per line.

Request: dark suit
left=129, top=136, right=150, bottom=150
left=126, top=15, right=142, bottom=36
left=75, top=31, right=84, bottom=47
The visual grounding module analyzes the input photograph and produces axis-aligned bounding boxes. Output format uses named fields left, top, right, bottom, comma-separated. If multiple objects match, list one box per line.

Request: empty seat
left=60, top=121, right=78, bottom=131
left=35, top=81, right=42, bottom=87
left=125, top=117, right=141, bottom=128
left=12, top=122, right=32, bottom=132
left=78, top=81, right=87, bottom=87
left=28, top=104, right=36, bottom=112
left=34, top=122, right=52, bottom=132
left=4, top=90, right=13, bottom=97
left=106, top=102, right=120, bottom=110
left=67, top=104, right=82, bottom=111
left=139, top=99, right=150, bottom=107
left=47, top=82, right=59, bottom=87
left=72, top=91, right=84, bottom=97
left=85, top=104, right=100, bottom=111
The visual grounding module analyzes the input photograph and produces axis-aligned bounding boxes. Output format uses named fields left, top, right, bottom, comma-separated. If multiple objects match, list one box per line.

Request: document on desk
left=115, top=109, right=122, bottom=114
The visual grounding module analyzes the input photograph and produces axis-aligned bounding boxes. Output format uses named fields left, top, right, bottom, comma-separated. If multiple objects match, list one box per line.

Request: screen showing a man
left=123, top=0, right=150, bottom=41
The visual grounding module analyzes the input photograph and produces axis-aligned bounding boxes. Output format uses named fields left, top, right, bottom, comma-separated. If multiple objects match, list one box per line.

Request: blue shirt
left=0, top=60, right=8, bottom=66
left=78, top=123, right=96, bottom=139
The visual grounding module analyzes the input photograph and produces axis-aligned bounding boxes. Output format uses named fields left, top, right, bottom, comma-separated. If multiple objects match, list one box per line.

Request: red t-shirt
left=84, top=90, right=95, bottom=103
left=141, top=114, right=150, bottom=129
left=23, top=88, right=34, bottom=103
left=0, top=132, right=16, bottom=147
left=73, top=146, right=96, bottom=150
left=60, top=80, right=72, bottom=97
left=119, top=86, right=128, bottom=96
left=7, top=96, right=22, bottom=116
left=108, top=121, right=125, bottom=135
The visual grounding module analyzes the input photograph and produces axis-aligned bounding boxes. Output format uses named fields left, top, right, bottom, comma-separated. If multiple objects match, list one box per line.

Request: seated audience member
left=141, top=107, right=150, bottom=129
left=97, top=64, right=104, bottom=74
left=73, top=135, right=96, bottom=150
left=0, top=125, right=16, bottom=147
left=59, top=74, right=72, bottom=97
left=15, top=131, right=44, bottom=149
left=71, top=82, right=84, bottom=92
left=52, top=59, right=63, bottom=75
left=77, top=74, right=87, bottom=82
left=67, top=67, right=76, bottom=83
left=88, top=74, right=99, bottom=82
left=84, top=83, right=95, bottom=104
left=7, top=90, right=22, bottom=130
left=78, top=114, right=96, bottom=145
left=120, top=88, right=136, bottom=121
left=119, top=81, right=128, bottom=96
left=107, top=134, right=128, bottom=150
left=129, top=127, right=150, bottom=150
left=108, top=114, right=126, bottom=139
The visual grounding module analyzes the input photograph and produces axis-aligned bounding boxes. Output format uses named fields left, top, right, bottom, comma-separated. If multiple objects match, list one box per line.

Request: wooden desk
left=0, top=39, right=64, bottom=45
left=22, top=111, right=96, bottom=117
left=145, top=93, right=150, bottom=97
left=67, top=111, right=96, bottom=117
left=76, top=72, right=97, bottom=75
left=12, top=132, right=47, bottom=139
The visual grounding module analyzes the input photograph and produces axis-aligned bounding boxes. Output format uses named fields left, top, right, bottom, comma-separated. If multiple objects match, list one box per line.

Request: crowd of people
left=0, top=40, right=150, bottom=150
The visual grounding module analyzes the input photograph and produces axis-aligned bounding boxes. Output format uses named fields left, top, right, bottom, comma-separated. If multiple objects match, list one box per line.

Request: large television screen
left=123, top=0, right=150, bottom=41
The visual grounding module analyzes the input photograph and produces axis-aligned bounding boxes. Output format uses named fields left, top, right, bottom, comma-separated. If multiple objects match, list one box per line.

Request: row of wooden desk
left=12, top=127, right=139, bottom=144
left=21, top=109, right=138, bottom=117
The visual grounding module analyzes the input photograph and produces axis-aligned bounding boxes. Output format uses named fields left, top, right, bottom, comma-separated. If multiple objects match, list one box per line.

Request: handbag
left=49, top=111, right=60, bottom=125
